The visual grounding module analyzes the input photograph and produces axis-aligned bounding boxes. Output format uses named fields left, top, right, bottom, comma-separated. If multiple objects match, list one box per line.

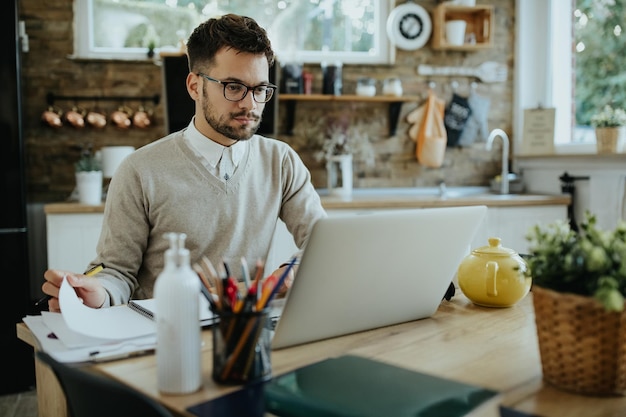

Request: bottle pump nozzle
left=163, top=232, right=189, bottom=267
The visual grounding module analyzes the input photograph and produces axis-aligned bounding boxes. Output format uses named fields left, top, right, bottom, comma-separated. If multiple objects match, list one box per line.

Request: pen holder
left=212, top=308, right=272, bottom=385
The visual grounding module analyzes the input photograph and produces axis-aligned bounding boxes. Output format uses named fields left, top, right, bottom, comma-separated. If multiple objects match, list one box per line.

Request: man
left=42, top=14, right=326, bottom=312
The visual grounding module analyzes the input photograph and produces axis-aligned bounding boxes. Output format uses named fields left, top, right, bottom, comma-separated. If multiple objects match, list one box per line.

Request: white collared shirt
left=183, top=118, right=246, bottom=181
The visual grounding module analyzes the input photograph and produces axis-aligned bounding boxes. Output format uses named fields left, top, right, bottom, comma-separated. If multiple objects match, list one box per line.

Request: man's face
left=196, top=48, right=270, bottom=144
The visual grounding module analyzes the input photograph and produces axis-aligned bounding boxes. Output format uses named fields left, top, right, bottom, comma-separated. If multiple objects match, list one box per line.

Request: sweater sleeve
left=278, top=146, right=327, bottom=258
left=89, top=148, right=152, bottom=305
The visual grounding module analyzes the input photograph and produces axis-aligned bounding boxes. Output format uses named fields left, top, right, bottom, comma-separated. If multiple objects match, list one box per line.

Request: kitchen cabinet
left=279, top=94, right=420, bottom=137
left=46, top=212, right=104, bottom=272
left=44, top=209, right=295, bottom=274
left=482, top=206, right=566, bottom=254
left=431, top=4, right=494, bottom=51
left=44, top=199, right=567, bottom=273
left=269, top=205, right=568, bottom=267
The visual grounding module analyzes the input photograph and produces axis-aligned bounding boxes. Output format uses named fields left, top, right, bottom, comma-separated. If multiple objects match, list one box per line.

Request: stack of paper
left=22, top=277, right=213, bottom=363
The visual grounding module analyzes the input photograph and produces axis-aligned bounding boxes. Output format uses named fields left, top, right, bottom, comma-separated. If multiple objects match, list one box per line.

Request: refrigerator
left=0, top=0, right=36, bottom=394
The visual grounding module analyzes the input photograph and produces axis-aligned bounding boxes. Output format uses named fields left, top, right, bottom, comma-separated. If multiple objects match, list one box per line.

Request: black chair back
left=36, top=351, right=173, bottom=417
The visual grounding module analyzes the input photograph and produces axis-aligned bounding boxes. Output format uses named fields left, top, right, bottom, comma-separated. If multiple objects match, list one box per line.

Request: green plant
left=75, top=146, right=101, bottom=172
left=590, top=104, right=626, bottom=127
left=525, top=212, right=626, bottom=311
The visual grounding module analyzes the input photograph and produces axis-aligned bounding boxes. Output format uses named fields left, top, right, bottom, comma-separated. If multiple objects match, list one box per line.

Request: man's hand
left=270, top=264, right=297, bottom=296
left=42, top=269, right=107, bottom=312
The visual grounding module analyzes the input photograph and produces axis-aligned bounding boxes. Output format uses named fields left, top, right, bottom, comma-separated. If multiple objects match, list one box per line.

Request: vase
left=76, top=171, right=103, bottom=205
left=595, top=127, right=624, bottom=154
left=532, top=285, right=626, bottom=396
left=326, top=154, right=353, bottom=199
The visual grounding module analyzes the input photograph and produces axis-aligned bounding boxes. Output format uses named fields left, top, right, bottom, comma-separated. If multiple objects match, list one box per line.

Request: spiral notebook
left=128, top=295, right=217, bottom=327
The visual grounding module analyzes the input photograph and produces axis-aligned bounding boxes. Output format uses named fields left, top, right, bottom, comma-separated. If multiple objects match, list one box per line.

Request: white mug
left=445, top=20, right=467, bottom=46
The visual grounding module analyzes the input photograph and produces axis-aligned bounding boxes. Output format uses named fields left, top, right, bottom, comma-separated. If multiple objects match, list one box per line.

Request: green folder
left=264, top=355, right=500, bottom=417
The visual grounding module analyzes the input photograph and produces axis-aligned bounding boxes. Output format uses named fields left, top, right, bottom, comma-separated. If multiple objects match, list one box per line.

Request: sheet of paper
left=22, top=315, right=156, bottom=363
left=42, top=311, right=113, bottom=348
left=59, top=277, right=156, bottom=340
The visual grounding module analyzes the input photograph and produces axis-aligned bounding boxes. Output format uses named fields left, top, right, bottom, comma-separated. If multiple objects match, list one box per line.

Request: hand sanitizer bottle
left=155, top=232, right=202, bottom=394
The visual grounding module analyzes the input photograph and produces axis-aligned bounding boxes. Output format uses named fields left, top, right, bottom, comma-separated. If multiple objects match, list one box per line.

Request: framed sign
left=521, top=107, right=556, bottom=155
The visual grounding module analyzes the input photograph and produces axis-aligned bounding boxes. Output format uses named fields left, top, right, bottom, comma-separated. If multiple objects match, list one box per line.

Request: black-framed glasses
left=197, top=73, right=277, bottom=103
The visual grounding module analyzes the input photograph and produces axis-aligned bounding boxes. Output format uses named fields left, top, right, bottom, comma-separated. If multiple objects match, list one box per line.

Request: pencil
left=35, top=263, right=105, bottom=306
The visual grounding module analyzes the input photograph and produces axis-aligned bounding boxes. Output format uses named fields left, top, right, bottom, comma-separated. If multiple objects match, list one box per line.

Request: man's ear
left=186, top=72, right=201, bottom=101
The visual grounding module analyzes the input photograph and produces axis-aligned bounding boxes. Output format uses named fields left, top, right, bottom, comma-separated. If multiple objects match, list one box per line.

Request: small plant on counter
left=590, top=104, right=626, bottom=127
left=75, top=145, right=101, bottom=172
left=524, top=211, right=626, bottom=311
left=313, top=116, right=377, bottom=167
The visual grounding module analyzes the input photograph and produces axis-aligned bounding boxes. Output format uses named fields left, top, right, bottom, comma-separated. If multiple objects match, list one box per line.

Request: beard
left=201, top=87, right=262, bottom=141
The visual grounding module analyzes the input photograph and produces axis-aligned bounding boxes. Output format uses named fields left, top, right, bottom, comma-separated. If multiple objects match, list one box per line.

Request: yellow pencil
left=84, top=263, right=104, bottom=276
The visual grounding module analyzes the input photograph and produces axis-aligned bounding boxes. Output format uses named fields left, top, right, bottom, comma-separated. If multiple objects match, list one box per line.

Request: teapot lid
left=472, top=237, right=516, bottom=256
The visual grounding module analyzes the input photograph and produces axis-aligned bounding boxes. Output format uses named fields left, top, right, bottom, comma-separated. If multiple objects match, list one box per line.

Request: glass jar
left=382, top=77, right=403, bottom=97
left=356, top=77, right=376, bottom=97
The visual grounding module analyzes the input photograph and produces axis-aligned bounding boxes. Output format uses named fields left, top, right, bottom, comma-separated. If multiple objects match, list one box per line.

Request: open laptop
left=270, top=205, right=487, bottom=350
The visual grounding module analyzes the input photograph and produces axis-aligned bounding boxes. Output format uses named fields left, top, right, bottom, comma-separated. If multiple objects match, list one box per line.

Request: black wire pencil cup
left=194, top=256, right=296, bottom=384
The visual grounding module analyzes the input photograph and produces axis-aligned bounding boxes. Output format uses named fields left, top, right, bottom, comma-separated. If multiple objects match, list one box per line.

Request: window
left=73, top=0, right=394, bottom=64
left=515, top=0, right=625, bottom=154
left=573, top=0, right=626, bottom=142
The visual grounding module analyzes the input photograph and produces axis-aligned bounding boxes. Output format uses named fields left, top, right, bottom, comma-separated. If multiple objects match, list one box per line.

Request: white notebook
left=128, top=296, right=216, bottom=327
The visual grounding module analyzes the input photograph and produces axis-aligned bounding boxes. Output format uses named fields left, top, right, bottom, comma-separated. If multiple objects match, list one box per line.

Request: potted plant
left=590, top=104, right=626, bottom=154
left=524, top=212, right=626, bottom=396
left=75, top=145, right=103, bottom=205
left=142, top=24, right=160, bottom=59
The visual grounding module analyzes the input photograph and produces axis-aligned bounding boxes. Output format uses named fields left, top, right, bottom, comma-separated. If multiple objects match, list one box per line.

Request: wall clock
left=386, top=2, right=432, bottom=51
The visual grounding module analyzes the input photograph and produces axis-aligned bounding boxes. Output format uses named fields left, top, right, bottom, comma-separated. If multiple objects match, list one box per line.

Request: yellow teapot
left=457, top=237, right=531, bottom=307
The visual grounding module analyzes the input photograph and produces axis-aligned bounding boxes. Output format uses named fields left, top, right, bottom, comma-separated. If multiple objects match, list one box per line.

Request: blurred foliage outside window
left=575, top=0, right=626, bottom=131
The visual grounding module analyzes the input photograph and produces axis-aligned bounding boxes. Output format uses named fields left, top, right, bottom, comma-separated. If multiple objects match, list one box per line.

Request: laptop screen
left=271, top=206, right=487, bottom=349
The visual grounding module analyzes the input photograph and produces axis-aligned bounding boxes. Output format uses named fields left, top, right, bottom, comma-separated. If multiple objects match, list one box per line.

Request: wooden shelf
left=432, top=4, right=494, bottom=51
left=278, top=94, right=420, bottom=136
left=279, top=94, right=420, bottom=103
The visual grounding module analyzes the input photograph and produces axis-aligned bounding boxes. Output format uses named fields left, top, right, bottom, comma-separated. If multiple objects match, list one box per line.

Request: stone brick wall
left=19, top=0, right=514, bottom=202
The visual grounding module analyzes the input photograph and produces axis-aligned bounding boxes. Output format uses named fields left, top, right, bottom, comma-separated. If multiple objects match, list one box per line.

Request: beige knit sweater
left=90, top=130, right=326, bottom=305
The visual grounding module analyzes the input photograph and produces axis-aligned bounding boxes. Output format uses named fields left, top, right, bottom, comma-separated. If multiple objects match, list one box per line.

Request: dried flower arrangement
left=590, top=105, right=626, bottom=128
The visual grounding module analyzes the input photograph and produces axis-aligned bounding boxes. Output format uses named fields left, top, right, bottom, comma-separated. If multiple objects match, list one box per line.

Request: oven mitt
left=444, top=93, right=472, bottom=147
left=458, top=91, right=491, bottom=147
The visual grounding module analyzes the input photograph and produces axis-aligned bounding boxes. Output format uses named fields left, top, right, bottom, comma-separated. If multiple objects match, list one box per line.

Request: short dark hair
left=186, top=14, right=275, bottom=72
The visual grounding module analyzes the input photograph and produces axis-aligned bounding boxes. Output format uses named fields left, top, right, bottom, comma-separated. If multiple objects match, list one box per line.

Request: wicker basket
left=595, top=127, right=622, bottom=154
left=532, top=286, right=626, bottom=396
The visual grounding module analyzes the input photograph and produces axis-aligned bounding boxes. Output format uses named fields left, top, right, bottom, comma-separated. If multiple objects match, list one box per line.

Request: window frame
left=72, top=0, right=396, bottom=65
left=515, top=0, right=597, bottom=155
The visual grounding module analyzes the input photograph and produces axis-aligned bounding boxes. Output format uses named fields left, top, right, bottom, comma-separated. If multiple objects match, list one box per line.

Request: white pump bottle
left=154, top=232, right=202, bottom=394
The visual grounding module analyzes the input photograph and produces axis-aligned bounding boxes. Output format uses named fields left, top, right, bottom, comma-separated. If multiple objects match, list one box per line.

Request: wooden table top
left=18, top=292, right=624, bottom=417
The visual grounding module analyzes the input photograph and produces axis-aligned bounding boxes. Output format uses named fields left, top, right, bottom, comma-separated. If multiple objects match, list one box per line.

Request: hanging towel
left=458, top=91, right=491, bottom=147
left=444, top=93, right=472, bottom=147
left=408, top=91, right=447, bottom=168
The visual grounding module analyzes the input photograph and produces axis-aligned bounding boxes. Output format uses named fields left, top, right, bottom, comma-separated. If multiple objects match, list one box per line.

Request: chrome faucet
left=486, top=129, right=510, bottom=194
left=438, top=181, right=447, bottom=199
